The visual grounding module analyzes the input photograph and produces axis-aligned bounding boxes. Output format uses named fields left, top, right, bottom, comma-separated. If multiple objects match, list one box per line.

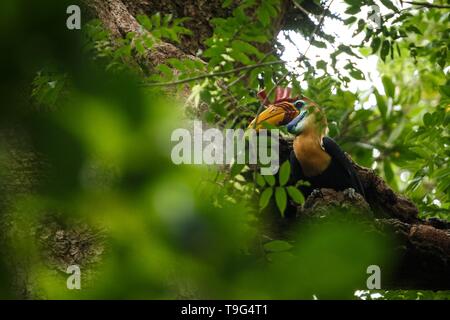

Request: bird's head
left=286, top=102, right=328, bottom=138
left=248, top=99, right=306, bottom=130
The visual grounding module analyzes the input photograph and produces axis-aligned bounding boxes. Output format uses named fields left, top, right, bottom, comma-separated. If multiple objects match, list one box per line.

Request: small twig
left=283, top=31, right=303, bottom=58
left=291, top=0, right=320, bottom=18
left=334, top=109, right=354, bottom=141
left=403, top=1, right=450, bottom=9
left=143, top=60, right=284, bottom=87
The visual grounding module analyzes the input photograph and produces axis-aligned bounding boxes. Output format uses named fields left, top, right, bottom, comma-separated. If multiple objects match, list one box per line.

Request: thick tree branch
left=299, top=187, right=450, bottom=290
left=273, top=137, right=450, bottom=290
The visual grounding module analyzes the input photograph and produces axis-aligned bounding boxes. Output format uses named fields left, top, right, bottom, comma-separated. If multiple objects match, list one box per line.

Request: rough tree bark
left=300, top=164, right=450, bottom=290
left=277, top=137, right=450, bottom=290
left=0, top=126, right=105, bottom=298
left=349, top=155, right=450, bottom=289
left=85, top=0, right=197, bottom=67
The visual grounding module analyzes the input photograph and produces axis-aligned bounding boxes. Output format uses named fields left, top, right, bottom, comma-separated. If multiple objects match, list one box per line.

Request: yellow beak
left=248, top=103, right=299, bottom=130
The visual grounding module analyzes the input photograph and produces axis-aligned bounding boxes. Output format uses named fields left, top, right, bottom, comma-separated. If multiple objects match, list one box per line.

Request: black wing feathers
left=322, top=137, right=366, bottom=198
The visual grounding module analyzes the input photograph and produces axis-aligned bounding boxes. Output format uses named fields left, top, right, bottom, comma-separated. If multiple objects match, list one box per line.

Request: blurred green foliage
left=0, top=0, right=448, bottom=300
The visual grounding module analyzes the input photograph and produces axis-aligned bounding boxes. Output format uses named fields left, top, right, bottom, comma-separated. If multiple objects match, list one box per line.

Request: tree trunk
left=85, top=0, right=197, bottom=67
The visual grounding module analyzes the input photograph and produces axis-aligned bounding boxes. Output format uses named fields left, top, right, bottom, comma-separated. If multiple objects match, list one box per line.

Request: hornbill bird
left=249, top=87, right=365, bottom=201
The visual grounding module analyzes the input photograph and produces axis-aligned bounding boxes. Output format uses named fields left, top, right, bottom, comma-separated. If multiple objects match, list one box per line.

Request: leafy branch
left=143, top=60, right=284, bottom=87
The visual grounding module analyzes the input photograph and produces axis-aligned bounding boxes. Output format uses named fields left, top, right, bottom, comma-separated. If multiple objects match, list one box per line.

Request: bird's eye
left=294, top=100, right=306, bottom=109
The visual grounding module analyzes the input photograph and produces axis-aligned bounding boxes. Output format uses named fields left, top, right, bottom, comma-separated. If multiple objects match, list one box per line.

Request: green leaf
left=263, top=240, right=293, bottom=252
left=230, top=162, right=245, bottom=176
left=337, top=44, right=361, bottom=59
left=266, top=251, right=295, bottom=263
left=264, top=174, right=276, bottom=186
left=162, top=13, right=173, bottom=26
left=383, top=161, right=394, bottom=184
left=423, top=112, right=433, bottom=127
left=316, top=60, right=327, bottom=71
left=255, top=173, right=266, bottom=187
left=380, top=40, right=390, bottom=62
left=344, top=16, right=357, bottom=25
left=406, top=25, right=423, bottom=35
left=259, top=188, right=273, bottom=209
left=396, top=43, right=402, bottom=57
left=439, top=84, right=450, bottom=97
left=349, top=69, right=365, bottom=80
left=375, top=90, right=387, bottom=121
left=135, top=39, right=145, bottom=55
left=387, top=118, right=405, bottom=145
left=382, top=76, right=395, bottom=97
left=275, top=187, right=287, bottom=216
left=157, top=64, right=173, bottom=78
left=279, top=161, right=291, bottom=186
left=151, top=12, right=161, bottom=28
left=354, top=19, right=365, bottom=35
left=390, top=41, right=394, bottom=60
left=312, top=40, right=327, bottom=48
left=232, top=40, right=262, bottom=57
left=370, top=37, right=381, bottom=54
left=230, top=50, right=252, bottom=65
left=222, top=0, right=233, bottom=8
left=344, top=0, right=361, bottom=5
left=137, top=14, right=152, bottom=30
left=345, top=6, right=360, bottom=15
left=257, top=6, right=270, bottom=26
left=380, top=0, right=399, bottom=12
left=286, top=186, right=305, bottom=205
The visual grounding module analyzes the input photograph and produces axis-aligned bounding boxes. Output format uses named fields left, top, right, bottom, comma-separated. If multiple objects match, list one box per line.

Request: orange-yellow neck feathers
left=293, top=133, right=331, bottom=177
left=292, top=108, right=331, bottom=177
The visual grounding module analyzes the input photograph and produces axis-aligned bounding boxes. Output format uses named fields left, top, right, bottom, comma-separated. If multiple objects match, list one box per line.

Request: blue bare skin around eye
left=286, top=111, right=306, bottom=133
